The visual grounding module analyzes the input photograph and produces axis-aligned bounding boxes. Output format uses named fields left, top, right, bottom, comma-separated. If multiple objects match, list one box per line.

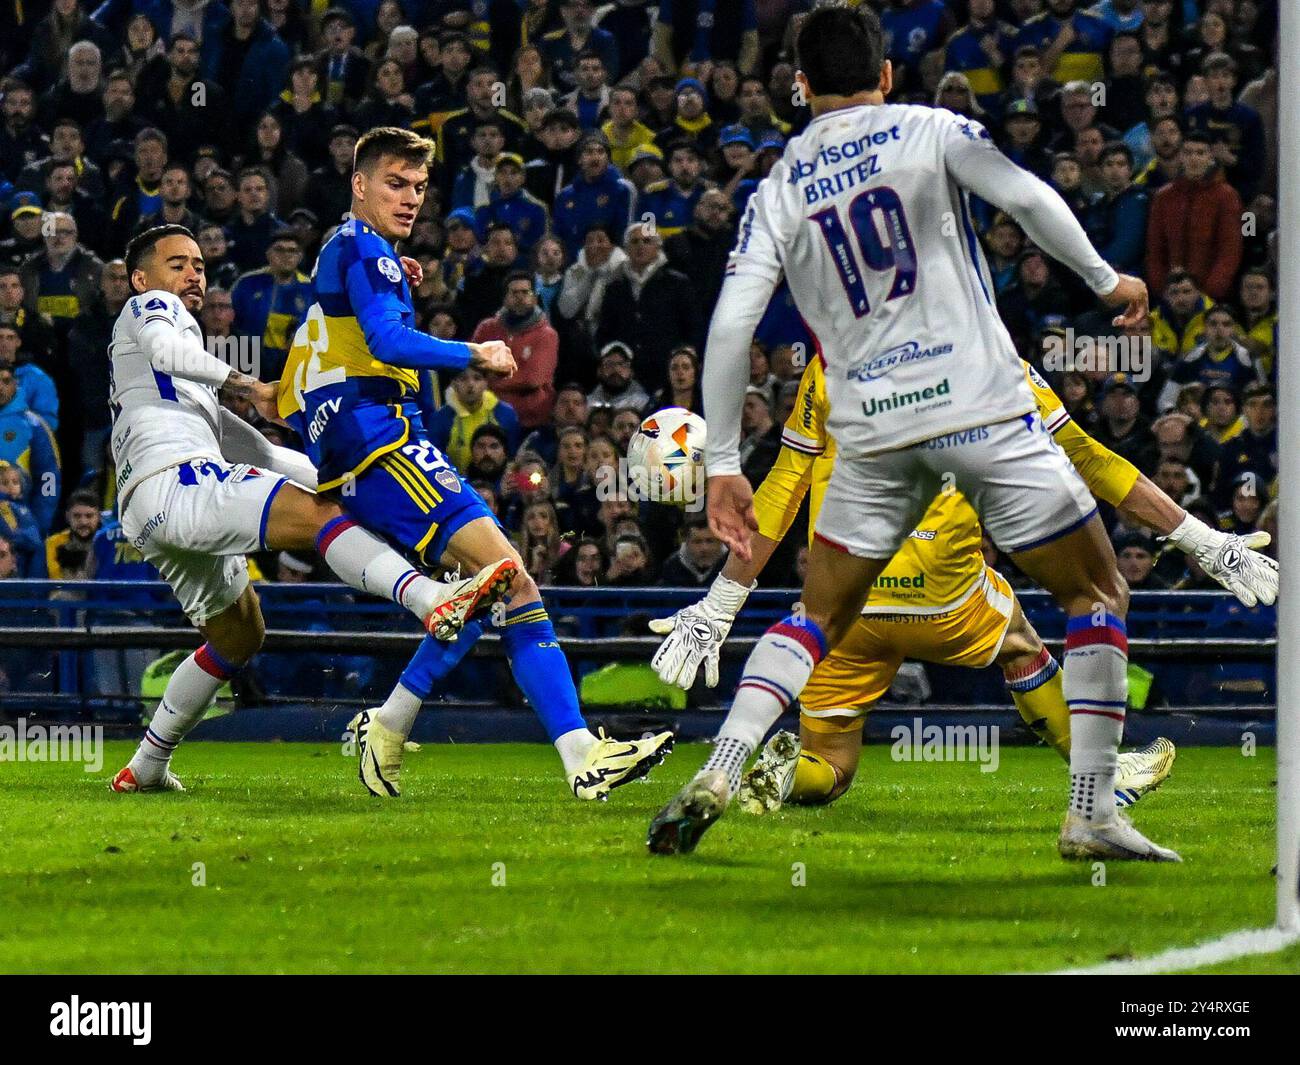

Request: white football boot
left=1059, top=811, right=1182, bottom=862
left=1114, top=738, right=1176, bottom=808
left=736, top=730, right=801, bottom=814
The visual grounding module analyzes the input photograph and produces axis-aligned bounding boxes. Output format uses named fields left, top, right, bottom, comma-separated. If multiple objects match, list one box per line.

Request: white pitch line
left=1049, top=927, right=1300, bottom=975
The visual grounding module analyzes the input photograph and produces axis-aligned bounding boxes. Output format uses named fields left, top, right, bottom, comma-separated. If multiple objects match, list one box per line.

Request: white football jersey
left=109, top=290, right=225, bottom=503
left=731, top=104, right=1080, bottom=458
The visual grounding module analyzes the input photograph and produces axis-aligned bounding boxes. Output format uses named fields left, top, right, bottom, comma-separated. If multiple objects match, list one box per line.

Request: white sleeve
left=218, top=408, right=320, bottom=490
left=941, top=114, right=1119, bottom=296
left=129, top=291, right=235, bottom=389
left=702, top=175, right=785, bottom=477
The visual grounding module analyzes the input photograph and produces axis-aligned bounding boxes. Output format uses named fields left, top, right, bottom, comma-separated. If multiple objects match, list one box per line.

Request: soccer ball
left=626, top=407, right=707, bottom=506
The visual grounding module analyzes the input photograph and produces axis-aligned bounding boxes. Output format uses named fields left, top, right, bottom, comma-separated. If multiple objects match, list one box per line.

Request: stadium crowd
left=0, top=0, right=1281, bottom=611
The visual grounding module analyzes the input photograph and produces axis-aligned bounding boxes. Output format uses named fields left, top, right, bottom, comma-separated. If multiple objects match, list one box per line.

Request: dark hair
left=796, top=6, right=885, bottom=97
left=1165, top=267, right=1197, bottom=287
left=1243, top=382, right=1275, bottom=403
left=575, top=48, right=605, bottom=66
left=470, top=423, right=509, bottom=448
left=1098, top=141, right=1134, bottom=168
left=67, top=488, right=100, bottom=511
left=125, top=224, right=195, bottom=284
left=505, top=269, right=533, bottom=288
left=354, top=126, right=434, bottom=174
left=485, top=221, right=516, bottom=242
left=1182, top=129, right=1214, bottom=148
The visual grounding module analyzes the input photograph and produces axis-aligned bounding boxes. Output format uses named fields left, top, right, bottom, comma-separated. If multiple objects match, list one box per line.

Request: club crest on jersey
left=435, top=469, right=461, bottom=493
left=847, top=340, right=953, bottom=382
left=377, top=257, right=402, bottom=284
left=144, top=297, right=169, bottom=312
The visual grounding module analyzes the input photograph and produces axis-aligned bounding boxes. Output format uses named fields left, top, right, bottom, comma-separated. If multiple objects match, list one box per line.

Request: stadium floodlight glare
left=1277, top=0, right=1300, bottom=934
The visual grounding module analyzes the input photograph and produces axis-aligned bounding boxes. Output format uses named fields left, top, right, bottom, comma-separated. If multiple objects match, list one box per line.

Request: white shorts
left=121, top=459, right=289, bottom=624
left=815, top=414, right=1097, bottom=559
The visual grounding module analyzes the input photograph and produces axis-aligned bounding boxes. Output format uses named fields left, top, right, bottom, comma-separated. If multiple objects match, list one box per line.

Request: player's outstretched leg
left=111, top=588, right=264, bottom=793
left=1011, top=519, right=1180, bottom=862
left=266, top=484, right=513, bottom=642
left=448, top=517, right=674, bottom=799
left=648, top=540, right=885, bottom=854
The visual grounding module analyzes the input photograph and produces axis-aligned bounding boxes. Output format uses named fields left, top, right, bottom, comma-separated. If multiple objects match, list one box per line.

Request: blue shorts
left=342, top=438, right=498, bottom=566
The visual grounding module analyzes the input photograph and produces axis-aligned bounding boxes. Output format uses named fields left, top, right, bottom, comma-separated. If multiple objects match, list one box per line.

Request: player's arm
left=217, top=408, right=320, bottom=491
left=134, top=291, right=280, bottom=419
left=942, top=116, right=1147, bottom=327
left=701, top=175, right=787, bottom=561
left=1049, top=409, right=1277, bottom=606
left=343, top=253, right=515, bottom=375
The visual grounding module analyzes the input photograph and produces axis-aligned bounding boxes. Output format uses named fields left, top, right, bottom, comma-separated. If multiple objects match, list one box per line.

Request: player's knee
left=509, top=567, right=540, bottom=605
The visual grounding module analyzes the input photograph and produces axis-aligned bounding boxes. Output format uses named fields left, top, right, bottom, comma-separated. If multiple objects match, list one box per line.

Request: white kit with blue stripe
left=715, top=103, right=1119, bottom=464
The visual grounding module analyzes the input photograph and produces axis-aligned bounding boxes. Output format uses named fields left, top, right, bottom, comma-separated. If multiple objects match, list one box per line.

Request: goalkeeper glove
left=1162, top=513, right=1278, bottom=607
left=648, top=573, right=755, bottom=688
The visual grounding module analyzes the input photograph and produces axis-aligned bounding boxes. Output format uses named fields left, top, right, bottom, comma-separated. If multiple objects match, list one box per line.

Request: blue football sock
left=499, top=602, right=586, bottom=742
left=399, top=619, right=485, bottom=700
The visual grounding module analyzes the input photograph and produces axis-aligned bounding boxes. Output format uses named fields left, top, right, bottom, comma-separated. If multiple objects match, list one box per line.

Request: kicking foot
left=1058, top=811, right=1181, bottom=862
left=736, top=730, right=800, bottom=814
left=424, top=558, right=517, bottom=641
left=1114, top=737, right=1176, bottom=808
left=647, top=768, right=730, bottom=855
left=110, top=765, right=185, bottom=793
left=569, top=728, right=674, bottom=801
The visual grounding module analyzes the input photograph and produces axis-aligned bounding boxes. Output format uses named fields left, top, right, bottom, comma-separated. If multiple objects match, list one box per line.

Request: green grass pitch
left=2, top=740, right=1295, bottom=974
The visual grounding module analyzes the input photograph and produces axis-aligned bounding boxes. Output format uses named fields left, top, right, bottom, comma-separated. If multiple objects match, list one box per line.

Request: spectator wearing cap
left=1185, top=52, right=1265, bottom=203
left=1160, top=305, right=1259, bottom=412
left=1013, top=0, right=1113, bottom=86
left=587, top=341, right=650, bottom=412
left=562, top=49, right=612, bottom=131
left=715, top=123, right=756, bottom=206
left=470, top=270, right=559, bottom=429
left=0, top=365, right=59, bottom=534
left=0, top=322, right=58, bottom=432
left=1213, top=383, right=1276, bottom=508
left=525, top=108, right=582, bottom=204
left=1145, top=131, right=1243, bottom=301
left=316, top=7, right=371, bottom=110
left=596, top=221, right=698, bottom=389
left=553, top=131, right=635, bottom=258
left=474, top=153, right=549, bottom=255
left=998, top=97, right=1052, bottom=179
left=428, top=365, right=522, bottom=473
left=943, top=0, right=1015, bottom=116
left=636, top=140, right=706, bottom=239
left=1094, top=373, right=1158, bottom=475
left=624, top=144, right=666, bottom=196
left=653, top=78, right=718, bottom=155
left=0, top=195, right=47, bottom=268
left=455, top=222, right=521, bottom=338
left=0, top=461, right=46, bottom=576
left=540, top=0, right=621, bottom=94
left=225, top=165, right=283, bottom=274
left=436, top=66, right=530, bottom=200
left=1149, top=270, right=1213, bottom=365
left=20, top=211, right=103, bottom=336
left=134, top=34, right=232, bottom=162
left=0, top=81, right=48, bottom=185
left=441, top=206, right=484, bottom=293
left=665, top=188, right=734, bottom=337
left=451, top=118, right=508, bottom=209
left=652, top=0, right=760, bottom=79
left=1113, top=532, right=1169, bottom=591
left=1083, top=142, right=1148, bottom=274
left=556, top=222, right=627, bottom=347
left=230, top=227, right=312, bottom=382
left=305, top=125, right=358, bottom=229
left=602, top=85, right=656, bottom=171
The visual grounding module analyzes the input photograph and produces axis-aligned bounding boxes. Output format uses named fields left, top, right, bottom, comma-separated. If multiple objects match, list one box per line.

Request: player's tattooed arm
left=221, top=368, right=284, bottom=424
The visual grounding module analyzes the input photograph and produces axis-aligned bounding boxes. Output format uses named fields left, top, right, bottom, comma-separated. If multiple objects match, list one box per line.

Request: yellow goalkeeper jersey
left=753, top=359, right=1141, bottom=613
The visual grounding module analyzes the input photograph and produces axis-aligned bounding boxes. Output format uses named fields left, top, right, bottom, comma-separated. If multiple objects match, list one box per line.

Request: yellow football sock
left=788, top=751, right=841, bottom=805
left=1009, top=668, right=1071, bottom=761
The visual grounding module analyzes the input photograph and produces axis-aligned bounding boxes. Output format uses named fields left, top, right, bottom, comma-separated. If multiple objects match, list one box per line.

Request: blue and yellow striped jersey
left=278, top=219, right=473, bottom=491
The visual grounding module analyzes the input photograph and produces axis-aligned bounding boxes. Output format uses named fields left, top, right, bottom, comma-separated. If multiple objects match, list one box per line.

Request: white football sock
left=316, top=517, right=442, bottom=620
left=128, top=645, right=236, bottom=780
left=555, top=727, right=598, bottom=774
left=376, top=682, right=423, bottom=738
left=1063, top=614, right=1128, bottom=822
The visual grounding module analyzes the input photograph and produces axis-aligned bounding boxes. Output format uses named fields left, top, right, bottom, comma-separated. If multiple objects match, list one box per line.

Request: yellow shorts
left=800, top=568, right=1015, bottom=733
